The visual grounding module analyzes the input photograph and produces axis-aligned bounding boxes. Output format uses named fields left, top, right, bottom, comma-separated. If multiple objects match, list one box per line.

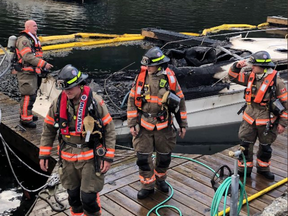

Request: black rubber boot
left=156, top=181, right=169, bottom=192
left=20, top=121, right=36, bottom=128
left=238, top=171, right=251, bottom=177
left=33, top=115, right=38, bottom=121
left=257, top=170, right=275, bottom=180
left=137, top=189, right=154, bottom=199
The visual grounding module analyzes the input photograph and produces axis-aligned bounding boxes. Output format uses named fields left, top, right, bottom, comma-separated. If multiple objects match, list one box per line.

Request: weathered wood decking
left=0, top=92, right=287, bottom=216
left=267, top=16, right=288, bottom=26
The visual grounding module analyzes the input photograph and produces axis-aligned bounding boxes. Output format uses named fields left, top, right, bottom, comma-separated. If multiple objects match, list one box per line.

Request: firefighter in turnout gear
left=228, top=51, right=287, bottom=180
left=127, top=47, right=188, bottom=199
left=16, top=20, right=53, bottom=128
left=39, top=65, right=116, bottom=216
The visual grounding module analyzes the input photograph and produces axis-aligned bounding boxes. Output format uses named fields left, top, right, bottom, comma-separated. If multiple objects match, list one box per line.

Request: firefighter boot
left=137, top=188, right=154, bottom=199
left=257, top=170, right=275, bottom=180
left=156, top=180, right=169, bottom=193
left=20, top=114, right=38, bottom=121
left=20, top=121, right=36, bottom=128
left=83, top=210, right=101, bottom=216
left=238, top=171, right=251, bottom=177
left=33, top=115, right=38, bottom=121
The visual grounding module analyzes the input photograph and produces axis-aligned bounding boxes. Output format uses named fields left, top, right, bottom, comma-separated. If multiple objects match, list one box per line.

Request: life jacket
left=134, top=66, right=177, bottom=109
left=57, top=86, right=99, bottom=136
left=245, top=70, right=277, bottom=104
left=15, top=30, right=44, bottom=74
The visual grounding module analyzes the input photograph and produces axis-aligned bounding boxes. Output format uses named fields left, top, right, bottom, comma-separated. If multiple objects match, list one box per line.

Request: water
left=0, top=0, right=287, bottom=72
left=0, top=139, right=48, bottom=216
left=0, top=0, right=287, bottom=214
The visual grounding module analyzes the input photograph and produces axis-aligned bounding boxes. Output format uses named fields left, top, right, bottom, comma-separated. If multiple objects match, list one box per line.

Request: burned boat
left=32, top=33, right=287, bottom=153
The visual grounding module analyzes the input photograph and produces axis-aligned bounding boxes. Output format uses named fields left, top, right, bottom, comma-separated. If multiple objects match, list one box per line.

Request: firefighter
left=39, top=64, right=116, bottom=216
left=228, top=51, right=287, bottom=180
left=16, top=20, right=53, bottom=128
left=127, top=47, right=188, bottom=199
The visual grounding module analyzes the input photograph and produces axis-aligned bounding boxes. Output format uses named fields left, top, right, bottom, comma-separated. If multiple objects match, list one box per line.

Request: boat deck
left=0, top=92, right=287, bottom=216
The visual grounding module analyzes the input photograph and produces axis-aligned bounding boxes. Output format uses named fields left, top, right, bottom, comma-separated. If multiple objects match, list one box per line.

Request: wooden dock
left=267, top=16, right=288, bottom=26
left=0, top=92, right=287, bottom=216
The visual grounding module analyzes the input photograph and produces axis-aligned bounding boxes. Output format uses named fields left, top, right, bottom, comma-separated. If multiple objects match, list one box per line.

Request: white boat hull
left=114, top=84, right=245, bottom=151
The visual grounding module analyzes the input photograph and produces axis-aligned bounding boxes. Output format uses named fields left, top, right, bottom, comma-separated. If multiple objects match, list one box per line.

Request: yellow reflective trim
left=67, top=71, right=81, bottom=84
left=255, top=59, right=271, bottom=63
left=152, top=55, right=165, bottom=62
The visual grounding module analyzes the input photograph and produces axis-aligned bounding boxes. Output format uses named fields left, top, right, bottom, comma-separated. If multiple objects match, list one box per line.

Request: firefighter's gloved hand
left=38, top=69, right=51, bottom=78
left=45, top=63, right=53, bottom=70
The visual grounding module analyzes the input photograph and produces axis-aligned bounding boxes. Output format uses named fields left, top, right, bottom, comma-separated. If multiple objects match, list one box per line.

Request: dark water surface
left=0, top=0, right=287, bottom=72
left=0, top=0, right=287, bottom=214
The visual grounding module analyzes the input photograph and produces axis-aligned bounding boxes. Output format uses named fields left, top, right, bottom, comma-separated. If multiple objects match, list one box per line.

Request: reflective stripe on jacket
left=245, top=70, right=277, bottom=103
left=228, top=63, right=288, bottom=127
left=127, top=67, right=188, bottom=130
left=40, top=88, right=116, bottom=162
left=16, top=30, right=44, bottom=74
left=134, top=66, right=177, bottom=109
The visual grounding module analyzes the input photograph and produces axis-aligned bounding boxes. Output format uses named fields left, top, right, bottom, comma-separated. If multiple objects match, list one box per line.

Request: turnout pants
left=238, top=120, right=277, bottom=173
left=60, top=159, right=104, bottom=216
left=133, top=126, right=176, bottom=190
left=17, top=72, right=38, bottom=123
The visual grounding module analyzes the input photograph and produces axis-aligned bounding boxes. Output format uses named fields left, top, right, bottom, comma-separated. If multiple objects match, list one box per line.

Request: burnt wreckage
left=102, top=45, right=250, bottom=119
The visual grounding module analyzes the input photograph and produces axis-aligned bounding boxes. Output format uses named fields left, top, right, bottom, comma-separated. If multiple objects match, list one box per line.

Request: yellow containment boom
left=0, top=33, right=144, bottom=55
left=202, top=24, right=257, bottom=35
left=42, top=34, right=144, bottom=51
left=38, top=32, right=142, bottom=43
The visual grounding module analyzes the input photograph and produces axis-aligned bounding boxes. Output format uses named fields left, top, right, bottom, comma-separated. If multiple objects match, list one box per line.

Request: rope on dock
left=0, top=132, right=58, bottom=192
